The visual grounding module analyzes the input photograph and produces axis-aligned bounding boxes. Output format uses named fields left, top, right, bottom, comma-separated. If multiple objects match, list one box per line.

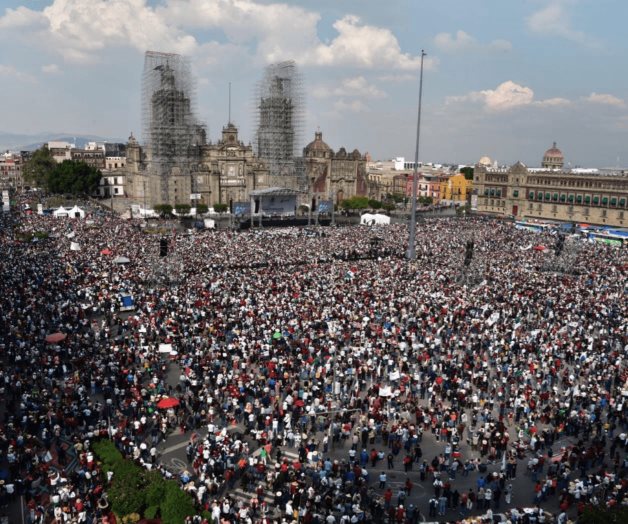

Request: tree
left=22, top=147, right=56, bottom=188
left=579, top=504, right=628, bottom=524
left=47, top=160, right=102, bottom=195
left=153, top=204, right=173, bottom=217
left=382, top=202, right=396, bottom=212
left=213, top=203, right=228, bottom=213
left=368, top=199, right=382, bottom=209
left=195, top=203, right=208, bottom=215
left=341, top=196, right=370, bottom=210
left=174, top=204, right=191, bottom=215
left=460, top=166, right=474, bottom=180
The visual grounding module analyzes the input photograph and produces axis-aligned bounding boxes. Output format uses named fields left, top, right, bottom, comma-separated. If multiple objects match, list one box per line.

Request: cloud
left=306, top=15, right=430, bottom=70
left=526, top=0, right=594, bottom=45
left=0, top=0, right=426, bottom=71
left=0, top=64, right=35, bottom=82
left=584, top=92, right=625, bottom=108
left=447, top=81, right=571, bottom=111
left=376, top=74, right=416, bottom=83
left=41, top=63, right=60, bottom=74
left=313, top=76, right=385, bottom=99
left=434, top=30, right=511, bottom=53
left=333, top=99, right=369, bottom=113
left=0, top=0, right=197, bottom=63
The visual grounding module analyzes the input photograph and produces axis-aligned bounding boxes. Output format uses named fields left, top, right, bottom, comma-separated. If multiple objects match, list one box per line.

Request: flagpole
left=406, top=50, right=426, bottom=261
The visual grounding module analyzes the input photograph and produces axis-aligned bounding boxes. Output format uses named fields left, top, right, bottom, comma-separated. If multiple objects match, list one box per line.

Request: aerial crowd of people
left=0, top=196, right=626, bottom=524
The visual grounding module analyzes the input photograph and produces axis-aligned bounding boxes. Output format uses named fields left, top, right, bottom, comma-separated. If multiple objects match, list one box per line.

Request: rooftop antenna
left=228, top=82, right=232, bottom=125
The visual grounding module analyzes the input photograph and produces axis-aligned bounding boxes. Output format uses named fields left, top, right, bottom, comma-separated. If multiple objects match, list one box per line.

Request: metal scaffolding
left=141, top=51, right=203, bottom=204
left=255, top=60, right=305, bottom=178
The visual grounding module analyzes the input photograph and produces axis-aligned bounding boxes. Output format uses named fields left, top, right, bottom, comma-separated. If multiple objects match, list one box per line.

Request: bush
left=174, top=204, right=191, bottom=215
left=195, top=203, right=208, bottom=215
left=368, top=199, right=382, bottom=209
left=213, top=203, right=228, bottom=213
left=160, top=481, right=196, bottom=524
left=153, top=204, right=173, bottom=217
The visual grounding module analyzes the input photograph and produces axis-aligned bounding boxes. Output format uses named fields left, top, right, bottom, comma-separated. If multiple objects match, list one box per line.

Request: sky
left=0, top=0, right=626, bottom=167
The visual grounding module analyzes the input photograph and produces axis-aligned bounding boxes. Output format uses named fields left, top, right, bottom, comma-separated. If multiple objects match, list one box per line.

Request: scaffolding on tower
left=254, top=60, right=305, bottom=181
left=141, top=51, right=204, bottom=205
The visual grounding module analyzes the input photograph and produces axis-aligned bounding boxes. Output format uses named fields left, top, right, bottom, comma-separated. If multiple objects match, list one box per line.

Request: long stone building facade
left=474, top=161, right=628, bottom=227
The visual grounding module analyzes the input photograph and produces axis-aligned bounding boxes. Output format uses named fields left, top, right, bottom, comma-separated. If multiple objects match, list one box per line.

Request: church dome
left=304, top=131, right=331, bottom=156
left=478, top=156, right=492, bottom=167
left=542, top=142, right=564, bottom=169
left=544, top=142, right=563, bottom=159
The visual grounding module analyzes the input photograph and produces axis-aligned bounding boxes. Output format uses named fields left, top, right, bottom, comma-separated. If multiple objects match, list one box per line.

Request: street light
left=406, top=49, right=427, bottom=261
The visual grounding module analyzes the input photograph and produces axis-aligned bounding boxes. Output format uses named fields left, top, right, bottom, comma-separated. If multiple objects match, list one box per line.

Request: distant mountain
left=0, top=131, right=125, bottom=152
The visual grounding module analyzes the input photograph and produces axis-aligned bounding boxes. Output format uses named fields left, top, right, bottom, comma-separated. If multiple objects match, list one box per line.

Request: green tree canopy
left=47, top=160, right=102, bottom=195
left=460, top=166, right=474, bottom=180
left=153, top=204, right=173, bottom=216
left=213, top=203, right=228, bottom=213
left=174, top=203, right=191, bottom=215
left=22, top=147, right=56, bottom=188
left=340, top=196, right=370, bottom=210
left=195, top=203, right=208, bottom=214
left=368, top=199, right=383, bottom=209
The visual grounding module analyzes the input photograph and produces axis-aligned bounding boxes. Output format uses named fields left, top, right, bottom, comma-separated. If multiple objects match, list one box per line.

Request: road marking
left=160, top=439, right=192, bottom=455
left=170, top=457, right=188, bottom=472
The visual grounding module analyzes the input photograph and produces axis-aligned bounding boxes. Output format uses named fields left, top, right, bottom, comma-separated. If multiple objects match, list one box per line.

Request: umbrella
left=46, top=332, right=67, bottom=344
left=533, top=245, right=547, bottom=252
left=272, top=331, right=282, bottom=340
left=113, top=256, right=130, bottom=265
left=157, top=397, right=180, bottom=409
left=100, top=248, right=113, bottom=255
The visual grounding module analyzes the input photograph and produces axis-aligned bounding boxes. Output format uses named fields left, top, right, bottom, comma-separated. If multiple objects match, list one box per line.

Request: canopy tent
left=100, top=248, right=113, bottom=255
left=119, top=293, right=135, bottom=311
left=113, top=256, right=130, bottom=265
left=45, top=332, right=67, bottom=344
left=158, top=343, right=173, bottom=353
left=53, top=206, right=69, bottom=218
left=360, top=213, right=391, bottom=226
left=70, top=242, right=81, bottom=251
left=156, top=397, right=180, bottom=409
left=68, top=205, right=86, bottom=219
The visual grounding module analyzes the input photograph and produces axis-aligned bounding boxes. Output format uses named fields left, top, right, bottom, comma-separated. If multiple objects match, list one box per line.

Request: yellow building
left=440, top=173, right=473, bottom=204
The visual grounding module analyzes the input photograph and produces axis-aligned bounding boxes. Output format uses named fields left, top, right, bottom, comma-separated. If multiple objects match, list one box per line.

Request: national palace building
left=473, top=143, right=628, bottom=228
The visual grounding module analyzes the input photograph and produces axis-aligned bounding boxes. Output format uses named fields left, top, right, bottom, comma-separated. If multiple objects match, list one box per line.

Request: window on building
left=583, top=207, right=589, bottom=216
left=602, top=196, right=609, bottom=205
left=552, top=193, right=559, bottom=201
left=513, top=190, right=519, bottom=197
left=545, top=192, right=551, bottom=200
left=529, top=191, right=535, bottom=199
left=576, top=195, right=583, bottom=204
left=560, top=194, right=566, bottom=203
left=584, top=195, right=591, bottom=204
left=592, top=196, right=599, bottom=205
left=620, top=198, right=626, bottom=207
left=601, top=209, right=607, bottom=218
left=610, top=197, right=617, bottom=207
left=568, top=194, right=574, bottom=203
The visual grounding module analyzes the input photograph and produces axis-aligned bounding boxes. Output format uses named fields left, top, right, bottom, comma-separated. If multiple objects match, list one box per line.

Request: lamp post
left=406, top=50, right=427, bottom=261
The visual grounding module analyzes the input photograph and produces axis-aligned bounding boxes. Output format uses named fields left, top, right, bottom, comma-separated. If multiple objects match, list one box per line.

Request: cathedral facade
left=302, top=131, right=369, bottom=207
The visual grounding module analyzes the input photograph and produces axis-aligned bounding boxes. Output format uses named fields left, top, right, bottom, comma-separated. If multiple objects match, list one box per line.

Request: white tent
left=70, top=242, right=81, bottom=251
left=68, top=205, right=85, bottom=219
left=113, top=256, right=130, bottom=265
left=360, top=213, right=391, bottom=226
left=53, top=206, right=69, bottom=218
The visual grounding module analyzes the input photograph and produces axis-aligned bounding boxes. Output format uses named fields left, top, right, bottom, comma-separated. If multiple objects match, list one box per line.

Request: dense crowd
left=0, top=198, right=626, bottom=524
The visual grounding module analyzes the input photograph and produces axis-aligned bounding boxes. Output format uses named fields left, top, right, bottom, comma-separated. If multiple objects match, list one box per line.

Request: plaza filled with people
left=0, top=198, right=626, bottom=524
